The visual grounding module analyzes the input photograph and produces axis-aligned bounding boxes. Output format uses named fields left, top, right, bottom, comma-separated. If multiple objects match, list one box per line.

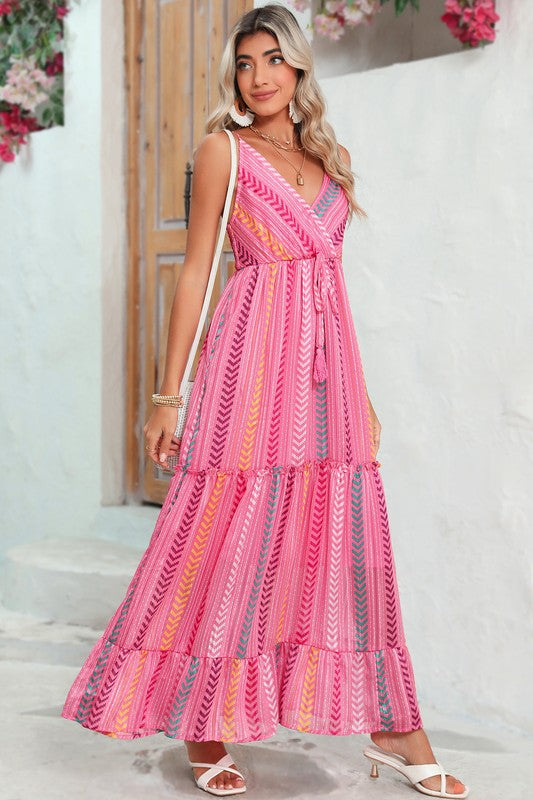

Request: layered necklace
left=249, top=123, right=307, bottom=186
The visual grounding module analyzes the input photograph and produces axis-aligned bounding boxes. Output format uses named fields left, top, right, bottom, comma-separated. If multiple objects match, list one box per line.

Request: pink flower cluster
left=0, top=55, right=56, bottom=112
left=0, top=1, right=69, bottom=163
left=289, top=0, right=500, bottom=48
left=0, top=55, right=57, bottom=162
left=0, top=1, right=17, bottom=17
left=55, top=5, right=69, bottom=21
left=315, top=0, right=378, bottom=40
left=441, top=0, right=499, bottom=47
left=288, top=0, right=310, bottom=10
left=0, top=105, right=39, bottom=162
left=45, top=51, right=64, bottom=76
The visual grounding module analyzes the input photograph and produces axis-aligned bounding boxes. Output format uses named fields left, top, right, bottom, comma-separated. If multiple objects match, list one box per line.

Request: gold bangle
left=152, top=393, right=184, bottom=407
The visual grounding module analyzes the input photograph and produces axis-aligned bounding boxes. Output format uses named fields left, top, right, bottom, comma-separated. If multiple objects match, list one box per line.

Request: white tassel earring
left=229, top=96, right=255, bottom=127
left=288, top=98, right=302, bottom=124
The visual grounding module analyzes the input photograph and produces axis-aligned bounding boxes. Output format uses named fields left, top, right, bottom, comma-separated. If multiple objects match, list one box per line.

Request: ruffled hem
left=61, top=638, right=423, bottom=742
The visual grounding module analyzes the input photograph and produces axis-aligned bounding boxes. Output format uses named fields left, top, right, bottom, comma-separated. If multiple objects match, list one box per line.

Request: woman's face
left=235, top=30, right=298, bottom=120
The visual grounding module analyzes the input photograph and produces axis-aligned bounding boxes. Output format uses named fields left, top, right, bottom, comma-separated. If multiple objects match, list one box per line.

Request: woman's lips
left=251, top=90, right=277, bottom=101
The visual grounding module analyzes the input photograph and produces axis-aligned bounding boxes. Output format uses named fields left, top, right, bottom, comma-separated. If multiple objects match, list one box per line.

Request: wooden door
left=124, top=0, right=252, bottom=504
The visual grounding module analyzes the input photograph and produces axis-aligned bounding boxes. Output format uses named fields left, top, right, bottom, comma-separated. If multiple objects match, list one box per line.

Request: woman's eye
left=236, top=56, right=284, bottom=70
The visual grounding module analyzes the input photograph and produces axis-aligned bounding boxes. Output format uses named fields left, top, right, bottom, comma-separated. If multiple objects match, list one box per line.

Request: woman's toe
left=446, top=775, right=465, bottom=794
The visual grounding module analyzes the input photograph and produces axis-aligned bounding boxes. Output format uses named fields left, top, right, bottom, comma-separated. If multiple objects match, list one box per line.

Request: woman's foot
left=185, top=739, right=246, bottom=792
left=370, top=729, right=466, bottom=795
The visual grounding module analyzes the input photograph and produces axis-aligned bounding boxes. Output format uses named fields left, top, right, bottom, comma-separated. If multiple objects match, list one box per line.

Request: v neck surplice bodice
left=228, top=131, right=348, bottom=264
left=227, top=130, right=350, bottom=385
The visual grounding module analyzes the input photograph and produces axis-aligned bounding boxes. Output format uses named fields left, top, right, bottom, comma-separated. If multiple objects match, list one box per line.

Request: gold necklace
left=249, top=124, right=303, bottom=152
left=271, top=139, right=307, bottom=186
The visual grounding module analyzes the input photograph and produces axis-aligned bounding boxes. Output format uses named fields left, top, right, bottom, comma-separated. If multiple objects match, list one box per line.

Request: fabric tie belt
left=312, top=251, right=340, bottom=384
left=234, top=252, right=341, bottom=384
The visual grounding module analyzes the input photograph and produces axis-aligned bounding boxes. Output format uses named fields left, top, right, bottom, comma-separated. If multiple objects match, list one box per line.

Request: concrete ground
left=0, top=604, right=530, bottom=800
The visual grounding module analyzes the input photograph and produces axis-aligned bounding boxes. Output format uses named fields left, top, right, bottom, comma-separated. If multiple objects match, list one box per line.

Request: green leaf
left=396, top=0, right=410, bottom=14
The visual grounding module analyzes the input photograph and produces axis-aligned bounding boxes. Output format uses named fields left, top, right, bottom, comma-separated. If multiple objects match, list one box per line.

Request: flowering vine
left=288, top=0, right=499, bottom=46
left=0, top=0, right=70, bottom=163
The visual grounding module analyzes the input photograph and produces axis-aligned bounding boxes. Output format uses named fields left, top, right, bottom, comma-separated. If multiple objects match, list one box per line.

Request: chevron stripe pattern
left=315, top=378, right=328, bottom=459
left=374, top=649, right=395, bottom=730
left=351, top=468, right=368, bottom=651
left=61, top=129, right=423, bottom=741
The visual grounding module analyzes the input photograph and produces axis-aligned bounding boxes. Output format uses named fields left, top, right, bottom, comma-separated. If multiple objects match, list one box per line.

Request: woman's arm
left=143, top=130, right=234, bottom=468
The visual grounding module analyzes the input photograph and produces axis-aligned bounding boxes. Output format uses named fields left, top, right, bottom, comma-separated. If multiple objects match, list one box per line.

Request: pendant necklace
left=272, top=142, right=307, bottom=186
left=250, top=125, right=307, bottom=186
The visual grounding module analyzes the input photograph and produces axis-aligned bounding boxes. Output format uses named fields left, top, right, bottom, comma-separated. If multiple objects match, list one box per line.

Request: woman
left=62, top=4, right=468, bottom=798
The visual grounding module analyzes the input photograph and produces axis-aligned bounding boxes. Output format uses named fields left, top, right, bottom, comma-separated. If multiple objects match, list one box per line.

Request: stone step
left=0, top=603, right=101, bottom=666
left=0, top=537, right=144, bottom=628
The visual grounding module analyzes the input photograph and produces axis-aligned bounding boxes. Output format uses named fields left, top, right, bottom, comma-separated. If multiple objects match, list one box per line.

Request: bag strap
left=179, top=128, right=237, bottom=393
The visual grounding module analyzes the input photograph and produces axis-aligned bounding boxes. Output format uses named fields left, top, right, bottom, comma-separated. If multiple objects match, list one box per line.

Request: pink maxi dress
left=61, top=129, right=423, bottom=742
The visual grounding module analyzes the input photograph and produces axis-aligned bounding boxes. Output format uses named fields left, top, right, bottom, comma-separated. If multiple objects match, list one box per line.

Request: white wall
left=100, top=0, right=128, bottom=505
left=316, top=0, right=533, bottom=734
left=0, top=0, right=134, bottom=556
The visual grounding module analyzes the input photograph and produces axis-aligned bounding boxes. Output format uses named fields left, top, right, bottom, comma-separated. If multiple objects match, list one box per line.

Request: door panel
left=125, top=0, right=252, bottom=503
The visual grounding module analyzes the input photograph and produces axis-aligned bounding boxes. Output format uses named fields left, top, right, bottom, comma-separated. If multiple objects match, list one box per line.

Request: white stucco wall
left=0, top=0, right=531, bottom=735
left=315, top=1, right=533, bottom=734
left=0, top=0, right=135, bottom=553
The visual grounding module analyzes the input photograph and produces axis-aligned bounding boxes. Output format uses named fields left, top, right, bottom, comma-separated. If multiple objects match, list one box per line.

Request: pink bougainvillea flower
left=0, top=105, right=39, bottom=162
left=287, top=0, right=311, bottom=12
left=325, top=0, right=345, bottom=14
left=55, top=5, right=69, bottom=20
left=0, top=55, right=55, bottom=112
left=443, top=0, right=463, bottom=12
left=45, top=51, right=64, bottom=76
left=0, top=141, right=16, bottom=163
left=442, top=0, right=499, bottom=48
left=315, top=0, right=379, bottom=36
left=313, top=11, right=345, bottom=40
left=342, top=0, right=378, bottom=27
left=0, top=106, right=39, bottom=135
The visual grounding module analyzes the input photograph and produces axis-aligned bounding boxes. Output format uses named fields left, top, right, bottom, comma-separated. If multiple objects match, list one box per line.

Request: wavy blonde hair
left=205, top=3, right=367, bottom=223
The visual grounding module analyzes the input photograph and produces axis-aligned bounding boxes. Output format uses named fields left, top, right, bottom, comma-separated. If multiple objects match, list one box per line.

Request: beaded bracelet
left=152, top=393, right=184, bottom=407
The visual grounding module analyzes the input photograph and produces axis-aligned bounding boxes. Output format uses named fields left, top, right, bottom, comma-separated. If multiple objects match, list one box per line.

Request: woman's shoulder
left=194, top=129, right=235, bottom=162
left=190, top=131, right=234, bottom=203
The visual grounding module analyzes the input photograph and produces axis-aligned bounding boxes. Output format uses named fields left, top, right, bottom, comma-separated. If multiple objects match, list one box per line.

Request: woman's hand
left=143, top=405, right=181, bottom=472
left=366, top=392, right=381, bottom=456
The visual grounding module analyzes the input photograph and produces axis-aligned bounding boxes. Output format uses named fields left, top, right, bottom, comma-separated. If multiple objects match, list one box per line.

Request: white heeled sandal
left=189, top=752, right=247, bottom=796
left=363, top=743, right=469, bottom=798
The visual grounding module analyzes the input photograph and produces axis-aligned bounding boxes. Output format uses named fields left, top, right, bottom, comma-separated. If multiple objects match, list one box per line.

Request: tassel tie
left=312, top=251, right=340, bottom=384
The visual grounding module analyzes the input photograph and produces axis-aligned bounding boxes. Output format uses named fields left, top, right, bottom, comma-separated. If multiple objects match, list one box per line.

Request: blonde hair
left=205, top=3, right=367, bottom=223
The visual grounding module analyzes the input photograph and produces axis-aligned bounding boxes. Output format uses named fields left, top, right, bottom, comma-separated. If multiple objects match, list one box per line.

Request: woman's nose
left=253, top=67, right=268, bottom=86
